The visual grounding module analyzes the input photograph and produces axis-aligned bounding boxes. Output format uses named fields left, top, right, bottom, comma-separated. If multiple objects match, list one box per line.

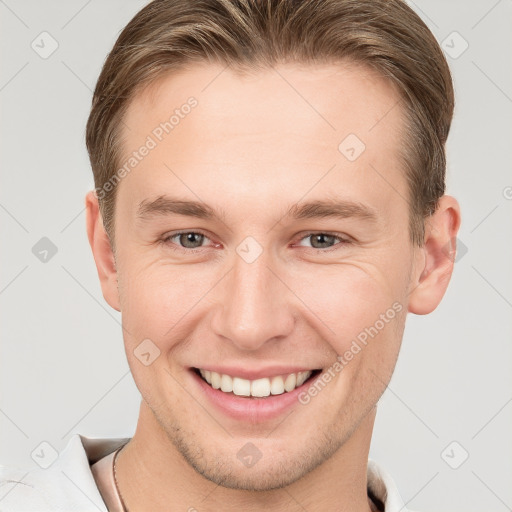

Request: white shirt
left=0, top=434, right=414, bottom=511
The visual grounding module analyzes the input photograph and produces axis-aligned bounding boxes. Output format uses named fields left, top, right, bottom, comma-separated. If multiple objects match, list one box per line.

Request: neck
left=116, top=401, right=377, bottom=512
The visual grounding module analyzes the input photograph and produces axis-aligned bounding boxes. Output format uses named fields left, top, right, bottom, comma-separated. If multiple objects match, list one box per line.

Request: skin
left=86, top=61, right=460, bottom=512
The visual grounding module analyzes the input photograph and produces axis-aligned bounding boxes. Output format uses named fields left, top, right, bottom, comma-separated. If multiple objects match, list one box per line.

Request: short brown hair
left=86, top=0, right=454, bottom=247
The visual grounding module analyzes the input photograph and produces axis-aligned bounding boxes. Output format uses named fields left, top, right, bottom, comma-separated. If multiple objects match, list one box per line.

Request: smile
left=194, top=368, right=321, bottom=398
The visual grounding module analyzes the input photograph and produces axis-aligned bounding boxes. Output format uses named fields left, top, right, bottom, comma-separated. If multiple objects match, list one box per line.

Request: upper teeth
left=198, top=369, right=313, bottom=398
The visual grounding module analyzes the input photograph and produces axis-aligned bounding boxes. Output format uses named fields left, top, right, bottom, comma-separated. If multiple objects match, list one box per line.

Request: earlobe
left=408, top=195, right=461, bottom=315
left=85, top=191, right=121, bottom=312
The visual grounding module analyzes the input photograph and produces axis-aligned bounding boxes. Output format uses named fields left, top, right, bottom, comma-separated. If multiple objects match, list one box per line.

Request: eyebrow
left=136, top=195, right=378, bottom=224
left=287, top=199, right=378, bottom=223
left=137, top=196, right=226, bottom=223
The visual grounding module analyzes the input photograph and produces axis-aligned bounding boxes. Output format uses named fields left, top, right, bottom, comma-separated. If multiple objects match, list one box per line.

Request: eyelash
left=160, top=230, right=352, bottom=254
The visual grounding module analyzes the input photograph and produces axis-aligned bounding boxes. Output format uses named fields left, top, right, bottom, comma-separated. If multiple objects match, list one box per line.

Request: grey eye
left=177, top=232, right=205, bottom=249
left=307, top=233, right=338, bottom=249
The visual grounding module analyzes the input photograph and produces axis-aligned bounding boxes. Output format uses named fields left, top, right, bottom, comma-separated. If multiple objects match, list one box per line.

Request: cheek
left=300, top=264, right=408, bottom=412
left=291, top=260, right=407, bottom=351
left=117, top=258, right=219, bottom=342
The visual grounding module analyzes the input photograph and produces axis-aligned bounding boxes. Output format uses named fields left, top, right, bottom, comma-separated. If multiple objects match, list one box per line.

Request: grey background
left=1, top=1, right=511, bottom=511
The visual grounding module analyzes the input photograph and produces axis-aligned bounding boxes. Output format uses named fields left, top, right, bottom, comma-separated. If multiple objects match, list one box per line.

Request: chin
left=163, top=416, right=347, bottom=492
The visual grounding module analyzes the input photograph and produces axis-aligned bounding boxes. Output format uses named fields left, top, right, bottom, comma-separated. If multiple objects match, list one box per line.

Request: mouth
left=192, top=367, right=322, bottom=399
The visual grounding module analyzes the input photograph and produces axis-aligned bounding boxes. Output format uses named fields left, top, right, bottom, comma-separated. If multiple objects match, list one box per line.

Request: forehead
left=118, top=61, right=407, bottom=222
left=126, top=60, right=404, bottom=142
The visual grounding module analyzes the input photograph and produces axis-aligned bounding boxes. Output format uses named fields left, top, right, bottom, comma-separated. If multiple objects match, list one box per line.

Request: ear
left=408, top=195, right=461, bottom=315
left=85, top=191, right=121, bottom=312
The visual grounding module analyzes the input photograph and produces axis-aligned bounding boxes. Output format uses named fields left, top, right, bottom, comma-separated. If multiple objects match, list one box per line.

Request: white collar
left=0, top=434, right=413, bottom=511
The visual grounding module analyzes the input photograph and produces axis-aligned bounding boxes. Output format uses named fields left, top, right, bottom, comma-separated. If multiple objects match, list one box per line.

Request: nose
left=210, top=247, right=295, bottom=351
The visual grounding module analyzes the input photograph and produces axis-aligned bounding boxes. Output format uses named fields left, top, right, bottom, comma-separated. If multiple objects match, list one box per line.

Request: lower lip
left=189, top=369, right=319, bottom=422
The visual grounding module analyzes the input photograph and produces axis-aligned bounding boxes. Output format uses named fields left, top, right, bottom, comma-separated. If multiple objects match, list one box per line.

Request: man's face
left=111, top=62, right=421, bottom=490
